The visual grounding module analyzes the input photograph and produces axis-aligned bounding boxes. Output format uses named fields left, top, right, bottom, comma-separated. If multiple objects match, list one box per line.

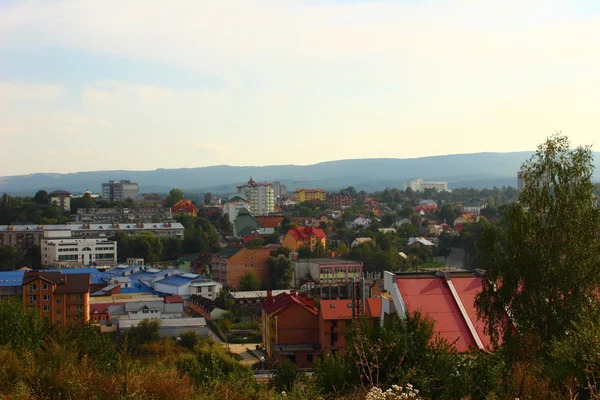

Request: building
left=185, top=295, right=228, bottom=320
left=405, top=178, right=450, bottom=193
left=350, top=216, right=371, bottom=229
left=326, top=193, right=352, bottom=208
left=49, top=190, right=72, bottom=212
left=0, top=222, right=184, bottom=251
left=261, top=290, right=319, bottom=367
left=294, top=258, right=363, bottom=288
left=379, top=270, right=494, bottom=352
left=118, top=318, right=209, bottom=338
left=406, top=237, right=435, bottom=248
left=102, top=180, right=139, bottom=201
left=171, top=200, right=199, bottom=217
left=41, top=230, right=117, bottom=267
left=228, top=289, right=292, bottom=307
left=272, top=181, right=288, bottom=199
left=463, top=205, right=486, bottom=215
left=236, top=178, right=275, bottom=216
left=282, top=226, right=326, bottom=252
left=211, top=245, right=271, bottom=289
left=108, top=300, right=183, bottom=320
left=319, top=298, right=381, bottom=356
left=222, top=196, right=252, bottom=224
left=22, top=270, right=91, bottom=325
left=74, top=207, right=173, bottom=223
left=351, top=237, right=373, bottom=248
left=294, top=188, right=326, bottom=203
left=233, top=208, right=260, bottom=238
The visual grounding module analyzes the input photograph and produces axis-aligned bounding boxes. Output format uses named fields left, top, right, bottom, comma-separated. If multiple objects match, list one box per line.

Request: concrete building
left=41, top=230, right=117, bottom=267
left=236, top=178, right=275, bottom=216
left=222, top=196, right=252, bottom=224
left=102, top=180, right=139, bottom=201
left=108, top=301, right=183, bottom=320
left=326, top=193, right=352, bottom=208
left=118, top=317, right=209, bottom=338
left=405, top=178, right=450, bottom=193
left=49, top=190, right=72, bottom=212
left=294, top=258, right=363, bottom=288
left=272, top=181, right=288, bottom=199
left=294, top=188, right=326, bottom=203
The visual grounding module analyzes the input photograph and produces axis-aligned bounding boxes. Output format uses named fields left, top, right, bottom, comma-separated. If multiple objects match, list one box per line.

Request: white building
left=236, top=178, right=275, bottom=216
left=49, top=190, right=72, bottom=212
left=405, top=178, right=450, bottom=193
left=41, top=230, right=117, bottom=267
left=222, top=196, right=252, bottom=224
left=350, top=216, right=371, bottom=229
left=108, top=301, right=183, bottom=320
left=463, top=205, right=486, bottom=215
left=102, top=180, right=139, bottom=201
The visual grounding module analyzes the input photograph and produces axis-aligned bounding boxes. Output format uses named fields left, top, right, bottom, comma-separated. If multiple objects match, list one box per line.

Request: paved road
left=445, top=247, right=465, bottom=269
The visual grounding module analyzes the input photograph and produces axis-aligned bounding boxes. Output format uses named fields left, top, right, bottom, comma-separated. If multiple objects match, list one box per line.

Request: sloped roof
left=261, top=292, right=317, bottom=316
left=172, top=200, right=198, bottom=213
left=214, top=245, right=243, bottom=259
left=451, top=277, right=492, bottom=349
left=287, top=226, right=326, bottom=241
left=256, top=216, right=283, bottom=228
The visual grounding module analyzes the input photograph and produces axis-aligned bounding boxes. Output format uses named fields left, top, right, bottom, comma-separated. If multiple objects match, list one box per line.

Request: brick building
left=282, top=226, right=326, bottom=252
left=261, top=290, right=319, bottom=367
left=171, top=200, right=199, bottom=217
left=325, top=193, right=352, bottom=208
left=211, top=245, right=271, bottom=289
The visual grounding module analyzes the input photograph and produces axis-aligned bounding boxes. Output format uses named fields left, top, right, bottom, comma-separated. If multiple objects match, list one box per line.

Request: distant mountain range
left=1, top=151, right=599, bottom=196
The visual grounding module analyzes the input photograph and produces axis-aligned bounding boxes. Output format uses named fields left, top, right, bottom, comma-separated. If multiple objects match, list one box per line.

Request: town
left=1, top=135, right=600, bottom=399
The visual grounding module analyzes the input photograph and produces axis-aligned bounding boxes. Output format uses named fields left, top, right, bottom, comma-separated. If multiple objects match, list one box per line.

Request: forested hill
left=2, top=151, right=599, bottom=195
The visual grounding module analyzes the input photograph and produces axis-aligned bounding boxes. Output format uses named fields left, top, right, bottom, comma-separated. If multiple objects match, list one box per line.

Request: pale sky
left=1, top=0, right=599, bottom=176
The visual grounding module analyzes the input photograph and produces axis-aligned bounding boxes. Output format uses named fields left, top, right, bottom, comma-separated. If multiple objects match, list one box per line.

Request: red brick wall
left=227, top=248, right=270, bottom=289
left=276, top=303, right=319, bottom=345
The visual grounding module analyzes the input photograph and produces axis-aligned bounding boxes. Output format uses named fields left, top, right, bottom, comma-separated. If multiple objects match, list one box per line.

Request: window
left=307, top=354, right=314, bottom=363
left=76, top=294, right=82, bottom=300
left=29, top=295, right=37, bottom=303
left=56, top=309, right=62, bottom=315
left=29, top=284, right=37, bottom=291
left=56, top=299, right=62, bottom=305
left=143, top=309, right=149, bottom=314
left=43, top=294, right=50, bottom=301
left=76, top=305, right=82, bottom=311
left=43, top=283, right=49, bottom=290
left=43, top=306, right=50, bottom=312
left=330, top=333, right=339, bottom=346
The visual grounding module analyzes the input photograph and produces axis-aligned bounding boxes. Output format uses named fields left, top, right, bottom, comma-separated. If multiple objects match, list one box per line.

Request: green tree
left=179, top=331, right=199, bottom=350
left=381, top=212, right=397, bottom=228
left=439, top=203, right=455, bottom=225
left=166, top=188, right=185, bottom=207
left=476, top=135, right=600, bottom=355
left=33, top=190, right=49, bottom=205
left=268, top=255, right=295, bottom=289
left=272, top=358, right=301, bottom=392
left=125, top=318, right=162, bottom=349
left=238, top=271, right=261, bottom=291
left=0, top=297, right=49, bottom=351
left=0, top=245, right=23, bottom=271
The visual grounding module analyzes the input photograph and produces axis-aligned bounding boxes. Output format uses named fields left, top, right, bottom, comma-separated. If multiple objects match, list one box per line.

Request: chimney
left=290, top=289, right=297, bottom=297
left=267, top=290, right=272, bottom=301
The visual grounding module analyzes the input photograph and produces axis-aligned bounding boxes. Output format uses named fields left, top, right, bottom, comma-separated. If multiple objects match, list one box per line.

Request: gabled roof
left=214, top=245, right=243, bottom=259
left=287, top=226, right=326, bottom=241
left=262, top=292, right=317, bottom=316
left=256, top=216, right=283, bottom=228
left=407, top=237, right=434, bottom=246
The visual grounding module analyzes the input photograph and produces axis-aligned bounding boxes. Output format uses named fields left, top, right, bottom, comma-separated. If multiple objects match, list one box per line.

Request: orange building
left=171, top=200, right=199, bottom=216
left=319, top=298, right=381, bottom=356
left=22, top=271, right=91, bottom=326
left=282, top=226, right=326, bottom=251
left=261, top=290, right=319, bottom=367
left=211, top=245, right=271, bottom=289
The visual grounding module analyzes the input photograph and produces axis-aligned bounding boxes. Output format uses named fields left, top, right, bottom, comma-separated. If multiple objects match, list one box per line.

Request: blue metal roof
left=45, top=268, right=110, bottom=285
left=0, top=271, right=25, bottom=287
left=155, top=275, right=197, bottom=287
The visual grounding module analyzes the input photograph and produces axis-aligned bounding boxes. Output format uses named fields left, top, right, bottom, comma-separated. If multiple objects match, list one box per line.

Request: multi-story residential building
left=294, top=188, right=326, bottom=203
left=236, top=178, right=275, bottom=216
left=325, top=193, right=352, bottom=208
left=41, top=230, right=117, bottom=267
left=272, top=181, right=288, bottom=199
left=282, top=226, right=326, bottom=252
left=22, top=270, right=91, bottom=326
left=211, top=245, right=271, bottom=289
left=0, top=222, right=184, bottom=251
left=405, top=178, right=450, bottom=193
left=171, top=200, right=198, bottom=217
left=102, top=180, right=139, bottom=201
left=293, top=258, right=363, bottom=288
left=49, top=190, right=72, bottom=212
left=261, top=290, right=319, bottom=367
left=222, top=196, right=252, bottom=224
left=74, top=207, right=173, bottom=223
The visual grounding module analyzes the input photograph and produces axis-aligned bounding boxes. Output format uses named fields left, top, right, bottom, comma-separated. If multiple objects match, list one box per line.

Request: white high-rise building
left=405, top=178, right=450, bottom=193
left=222, top=196, right=252, bottom=224
left=235, top=178, right=275, bottom=216
left=102, top=180, right=139, bottom=201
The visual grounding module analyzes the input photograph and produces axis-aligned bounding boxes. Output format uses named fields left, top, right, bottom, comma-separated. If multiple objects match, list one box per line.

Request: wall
left=275, top=303, right=319, bottom=345
left=227, top=248, right=270, bottom=289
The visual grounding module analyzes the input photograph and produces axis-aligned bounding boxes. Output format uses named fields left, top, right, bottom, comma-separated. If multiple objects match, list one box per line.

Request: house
left=378, top=228, right=396, bottom=234
left=295, top=188, right=326, bottom=203
left=454, top=214, right=479, bottom=230
left=319, top=298, right=381, bottom=356
left=233, top=208, right=260, bottom=238
left=282, top=226, right=327, bottom=252
left=379, top=270, right=494, bottom=352
left=351, top=217, right=371, bottom=229
left=463, top=205, right=486, bottom=215
left=256, top=216, right=284, bottom=230
left=21, top=270, right=91, bottom=326
left=261, top=290, right=319, bottom=367
left=429, top=225, right=444, bottom=236
left=351, top=237, right=373, bottom=248
left=185, top=295, right=228, bottom=320
left=108, top=300, right=183, bottom=320
left=418, top=199, right=437, bottom=207
left=171, top=200, right=198, bottom=217
left=393, top=218, right=412, bottom=228
left=229, top=289, right=292, bottom=307
left=190, top=253, right=212, bottom=275
left=407, top=237, right=435, bottom=247
left=210, top=245, right=271, bottom=289
left=222, top=196, right=252, bottom=224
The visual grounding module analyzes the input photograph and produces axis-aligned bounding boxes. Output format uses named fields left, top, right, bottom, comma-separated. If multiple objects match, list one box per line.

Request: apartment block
left=236, top=178, right=275, bottom=216
left=102, top=180, right=139, bottom=201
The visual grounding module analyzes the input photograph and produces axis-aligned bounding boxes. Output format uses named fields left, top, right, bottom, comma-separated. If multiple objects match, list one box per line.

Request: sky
left=1, top=0, right=600, bottom=176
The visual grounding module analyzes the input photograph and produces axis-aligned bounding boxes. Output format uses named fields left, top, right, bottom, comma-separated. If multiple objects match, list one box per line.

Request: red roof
left=256, top=216, right=284, bottom=228
left=164, top=295, right=184, bottom=304
left=451, top=277, right=492, bottom=349
left=288, top=226, right=326, bottom=241
left=396, top=277, right=476, bottom=352
left=171, top=200, right=198, bottom=213
left=262, top=292, right=317, bottom=316
left=366, top=297, right=382, bottom=319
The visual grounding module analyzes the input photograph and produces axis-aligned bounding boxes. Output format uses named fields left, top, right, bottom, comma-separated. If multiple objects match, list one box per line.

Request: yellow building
left=294, top=188, right=326, bottom=203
